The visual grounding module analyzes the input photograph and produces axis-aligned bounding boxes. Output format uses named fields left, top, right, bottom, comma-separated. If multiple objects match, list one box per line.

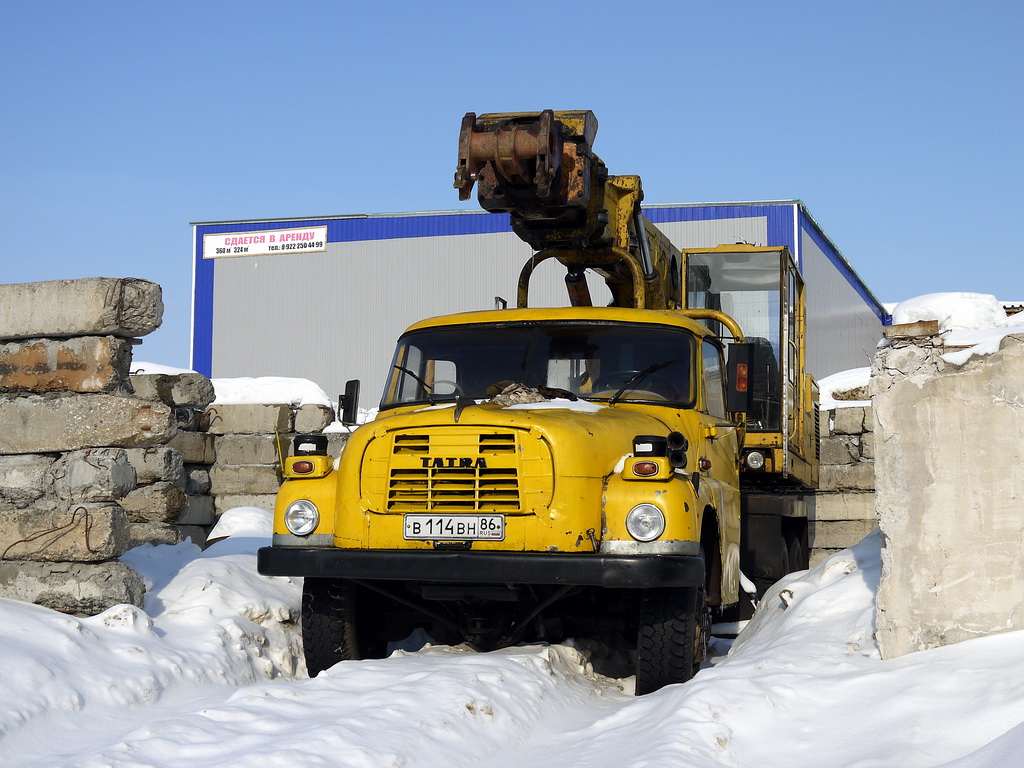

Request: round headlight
left=625, top=503, right=666, bottom=542
left=745, top=450, right=766, bottom=471
left=284, top=499, right=320, bottom=536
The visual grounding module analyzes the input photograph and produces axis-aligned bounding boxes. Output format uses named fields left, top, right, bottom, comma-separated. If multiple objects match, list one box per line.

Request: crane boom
left=455, top=110, right=680, bottom=311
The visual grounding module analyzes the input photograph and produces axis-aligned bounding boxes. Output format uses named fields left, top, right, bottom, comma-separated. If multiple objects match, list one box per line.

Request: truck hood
left=357, top=398, right=684, bottom=478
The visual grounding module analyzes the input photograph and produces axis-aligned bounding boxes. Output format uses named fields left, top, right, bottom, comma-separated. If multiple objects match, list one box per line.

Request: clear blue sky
left=2, top=1, right=1021, bottom=368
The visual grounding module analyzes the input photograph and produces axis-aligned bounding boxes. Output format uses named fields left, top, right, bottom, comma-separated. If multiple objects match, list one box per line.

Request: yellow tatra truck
left=258, top=111, right=819, bottom=694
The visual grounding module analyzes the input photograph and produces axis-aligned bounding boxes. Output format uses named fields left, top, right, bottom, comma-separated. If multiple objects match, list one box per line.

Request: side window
left=702, top=341, right=727, bottom=418
left=395, top=345, right=423, bottom=402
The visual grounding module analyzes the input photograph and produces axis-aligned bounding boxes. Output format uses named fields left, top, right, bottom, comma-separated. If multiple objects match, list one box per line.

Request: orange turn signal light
left=735, top=362, right=749, bottom=392
left=632, top=460, right=660, bottom=477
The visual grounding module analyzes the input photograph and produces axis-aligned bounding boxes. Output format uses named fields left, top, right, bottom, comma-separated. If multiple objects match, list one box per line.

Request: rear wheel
left=635, top=586, right=708, bottom=695
left=301, top=578, right=386, bottom=676
left=786, top=530, right=807, bottom=573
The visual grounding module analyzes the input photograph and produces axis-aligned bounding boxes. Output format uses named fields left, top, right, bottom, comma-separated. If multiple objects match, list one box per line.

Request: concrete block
left=809, top=519, right=878, bottom=550
left=819, top=462, right=875, bottom=492
left=884, top=319, right=940, bottom=339
left=820, top=435, right=859, bottom=465
left=168, top=431, right=216, bottom=464
left=0, top=560, right=145, bottom=615
left=216, top=434, right=282, bottom=466
left=809, top=548, right=846, bottom=568
left=202, top=404, right=291, bottom=435
left=50, top=448, right=137, bottom=504
left=833, top=406, right=869, bottom=435
left=294, top=403, right=334, bottom=433
left=0, top=337, right=133, bottom=393
left=0, top=278, right=163, bottom=340
left=861, top=432, right=875, bottom=460
left=0, top=454, right=55, bottom=509
left=811, top=492, right=876, bottom=522
left=179, top=494, right=216, bottom=526
left=119, top=482, right=188, bottom=523
left=870, top=344, right=942, bottom=396
left=129, top=372, right=215, bottom=409
left=128, top=521, right=184, bottom=548
left=185, top=467, right=211, bottom=495
left=0, top=503, right=131, bottom=562
left=123, top=446, right=185, bottom=487
left=0, top=394, right=176, bottom=454
left=214, top=493, right=278, bottom=514
left=326, top=432, right=349, bottom=456
left=210, top=464, right=281, bottom=495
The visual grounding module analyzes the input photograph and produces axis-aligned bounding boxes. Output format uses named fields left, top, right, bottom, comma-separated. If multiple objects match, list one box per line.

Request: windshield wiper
left=394, top=365, right=432, bottom=393
left=608, top=358, right=684, bottom=405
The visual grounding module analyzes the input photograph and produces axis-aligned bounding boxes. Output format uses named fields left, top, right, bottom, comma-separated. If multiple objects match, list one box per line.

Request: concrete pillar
left=874, top=332, right=1024, bottom=658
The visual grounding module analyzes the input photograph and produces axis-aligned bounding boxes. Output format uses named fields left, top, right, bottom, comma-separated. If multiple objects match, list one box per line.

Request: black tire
left=301, top=578, right=386, bottom=676
left=786, top=532, right=806, bottom=573
left=635, top=586, right=708, bottom=695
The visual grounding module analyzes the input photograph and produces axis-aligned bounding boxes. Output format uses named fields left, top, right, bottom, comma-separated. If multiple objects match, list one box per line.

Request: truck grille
left=385, top=431, right=522, bottom=512
left=388, top=466, right=519, bottom=511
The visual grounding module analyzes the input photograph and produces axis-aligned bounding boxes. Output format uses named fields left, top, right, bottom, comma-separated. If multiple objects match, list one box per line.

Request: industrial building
left=191, top=201, right=888, bottom=403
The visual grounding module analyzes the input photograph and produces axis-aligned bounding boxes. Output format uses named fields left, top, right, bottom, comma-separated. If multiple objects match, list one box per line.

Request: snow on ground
left=2, top=514, right=1024, bottom=767
left=11, top=294, right=1018, bottom=766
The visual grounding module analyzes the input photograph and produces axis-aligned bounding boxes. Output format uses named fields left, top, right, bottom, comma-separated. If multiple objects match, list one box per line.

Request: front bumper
left=257, top=546, right=704, bottom=589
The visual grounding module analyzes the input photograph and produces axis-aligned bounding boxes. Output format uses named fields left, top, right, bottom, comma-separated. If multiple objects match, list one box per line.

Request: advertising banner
left=203, top=225, right=328, bottom=258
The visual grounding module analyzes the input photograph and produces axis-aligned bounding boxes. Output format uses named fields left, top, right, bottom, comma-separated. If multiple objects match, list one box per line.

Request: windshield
left=381, top=321, right=696, bottom=409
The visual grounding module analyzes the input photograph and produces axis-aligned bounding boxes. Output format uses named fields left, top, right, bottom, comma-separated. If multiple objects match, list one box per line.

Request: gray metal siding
left=654, top=216, right=769, bottom=251
left=210, top=232, right=602, bottom=402
left=800, top=228, right=882, bottom=378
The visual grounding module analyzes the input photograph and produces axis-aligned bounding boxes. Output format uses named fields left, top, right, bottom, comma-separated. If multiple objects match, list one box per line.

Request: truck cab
left=258, top=306, right=750, bottom=693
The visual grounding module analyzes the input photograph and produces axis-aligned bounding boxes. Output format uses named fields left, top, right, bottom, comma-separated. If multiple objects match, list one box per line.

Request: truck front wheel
left=301, top=578, right=386, bottom=676
left=635, top=586, right=708, bottom=695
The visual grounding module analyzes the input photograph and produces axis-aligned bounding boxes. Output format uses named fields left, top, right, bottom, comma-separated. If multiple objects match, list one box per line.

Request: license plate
left=403, top=514, right=505, bottom=541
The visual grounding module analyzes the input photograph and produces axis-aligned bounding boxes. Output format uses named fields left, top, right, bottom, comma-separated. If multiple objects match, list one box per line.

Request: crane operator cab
left=683, top=244, right=816, bottom=487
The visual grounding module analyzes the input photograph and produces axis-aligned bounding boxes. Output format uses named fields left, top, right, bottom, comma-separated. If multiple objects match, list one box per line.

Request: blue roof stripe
left=644, top=204, right=780, bottom=224
left=194, top=212, right=513, bottom=242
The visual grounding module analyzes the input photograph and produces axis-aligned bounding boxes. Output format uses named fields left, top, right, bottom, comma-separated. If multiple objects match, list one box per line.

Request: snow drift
left=2, top=512, right=1024, bottom=767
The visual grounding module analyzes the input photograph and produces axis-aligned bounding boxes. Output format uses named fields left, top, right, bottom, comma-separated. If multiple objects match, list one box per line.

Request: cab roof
left=403, top=306, right=718, bottom=338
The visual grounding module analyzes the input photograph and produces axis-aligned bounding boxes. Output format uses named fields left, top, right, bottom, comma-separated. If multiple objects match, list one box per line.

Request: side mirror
left=726, top=343, right=754, bottom=413
left=339, top=379, right=361, bottom=426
